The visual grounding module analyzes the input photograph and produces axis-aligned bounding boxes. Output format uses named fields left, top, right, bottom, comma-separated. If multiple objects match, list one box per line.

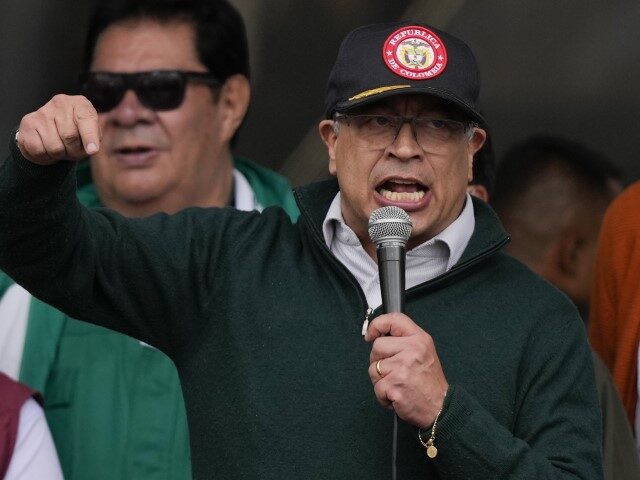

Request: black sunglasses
left=79, top=70, right=221, bottom=112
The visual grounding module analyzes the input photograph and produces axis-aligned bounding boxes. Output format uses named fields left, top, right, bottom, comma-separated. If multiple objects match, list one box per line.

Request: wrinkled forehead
left=348, top=94, right=467, bottom=119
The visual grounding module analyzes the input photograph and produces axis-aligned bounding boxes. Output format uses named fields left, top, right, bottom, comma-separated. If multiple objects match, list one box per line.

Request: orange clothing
left=589, top=180, right=640, bottom=427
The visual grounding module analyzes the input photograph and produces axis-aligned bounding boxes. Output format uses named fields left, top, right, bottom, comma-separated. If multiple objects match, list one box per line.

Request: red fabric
left=0, top=373, right=39, bottom=478
left=589, top=180, right=640, bottom=428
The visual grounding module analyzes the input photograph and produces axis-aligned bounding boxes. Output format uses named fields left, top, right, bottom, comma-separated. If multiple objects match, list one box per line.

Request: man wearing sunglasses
left=0, top=1, right=297, bottom=479
left=2, top=20, right=602, bottom=480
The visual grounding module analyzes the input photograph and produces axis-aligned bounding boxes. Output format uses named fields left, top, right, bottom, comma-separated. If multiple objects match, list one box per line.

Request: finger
left=73, top=100, right=100, bottom=155
left=369, top=336, right=408, bottom=363
left=18, top=126, right=49, bottom=163
left=35, top=115, right=68, bottom=161
left=368, top=359, right=383, bottom=383
left=373, top=377, right=393, bottom=409
left=368, top=357, right=397, bottom=384
left=17, top=113, right=51, bottom=164
left=365, top=312, right=421, bottom=342
left=54, top=114, right=83, bottom=158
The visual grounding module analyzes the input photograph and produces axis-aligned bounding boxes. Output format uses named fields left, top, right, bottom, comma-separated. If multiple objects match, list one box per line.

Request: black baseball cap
left=324, top=21, right=486, bottom=127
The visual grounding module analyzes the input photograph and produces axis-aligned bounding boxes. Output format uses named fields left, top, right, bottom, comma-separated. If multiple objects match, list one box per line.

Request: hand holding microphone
left=365, top=206, right=448, bottom=429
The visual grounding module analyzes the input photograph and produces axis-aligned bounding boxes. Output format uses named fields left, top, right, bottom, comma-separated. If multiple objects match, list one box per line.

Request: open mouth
left=376, top=180, right=428, bottom=203
left=116, top=146, right=154, bottom=155
left=113, top=145, right=159, bottom=166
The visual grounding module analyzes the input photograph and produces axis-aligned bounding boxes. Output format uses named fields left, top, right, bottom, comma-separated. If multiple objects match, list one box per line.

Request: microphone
left=368, top=206, right=413, bottom=313
left=368, top=206, right=412, bottom=480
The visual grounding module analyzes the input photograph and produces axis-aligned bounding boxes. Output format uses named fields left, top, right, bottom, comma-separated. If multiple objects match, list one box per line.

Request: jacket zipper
left=361, top=307, right=374, bottom=336
left=295, top=190, right=510, bottom=328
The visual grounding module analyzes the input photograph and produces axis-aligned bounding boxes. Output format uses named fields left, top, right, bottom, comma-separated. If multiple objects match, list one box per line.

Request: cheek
left=429, top=154, right=471, bottom=213
left=162, top=107, right=218, bottom=153
left=334, top=148, right=371, bottom=198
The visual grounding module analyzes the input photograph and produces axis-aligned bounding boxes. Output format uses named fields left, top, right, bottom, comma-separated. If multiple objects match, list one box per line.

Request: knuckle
left=48, top=144, right=66, bottom=158
left=387, top=386, right=402, bottom=404
left=411, top=342, right=428, bottom=362
left=75, top=104, right=98, bottom=120
left=20, top=113, right=35, bottom=129
left=421, top=332, right=435, bottom=350
left=60, top=129, right=80, bottom=144
left=396, top=363, right=410, bottom=381
left=33, top=109, right=50, bottom=125
left=50, top=93, right=69, bottom=105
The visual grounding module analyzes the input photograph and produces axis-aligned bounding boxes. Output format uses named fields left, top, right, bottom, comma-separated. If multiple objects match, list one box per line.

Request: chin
left=112, top=180, right=167, bottom=205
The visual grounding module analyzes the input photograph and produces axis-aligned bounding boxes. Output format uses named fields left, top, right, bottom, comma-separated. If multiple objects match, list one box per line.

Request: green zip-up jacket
left=0, top=143, right=603, bottom=479
left=0, top=154, right=298, bottom=480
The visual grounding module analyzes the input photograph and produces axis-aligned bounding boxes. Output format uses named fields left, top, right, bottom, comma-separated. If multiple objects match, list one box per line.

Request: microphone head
left=368, top=206, right=413, bottom=248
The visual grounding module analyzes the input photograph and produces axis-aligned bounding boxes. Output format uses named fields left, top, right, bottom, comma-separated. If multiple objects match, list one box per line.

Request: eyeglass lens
left=340, top=115, right=467, bottom=150
left=82, top=71, right=189, bottom=112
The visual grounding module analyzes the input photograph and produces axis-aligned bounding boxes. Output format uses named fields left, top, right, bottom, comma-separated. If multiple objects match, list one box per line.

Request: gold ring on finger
left=376, top=359, right=385, bottom=378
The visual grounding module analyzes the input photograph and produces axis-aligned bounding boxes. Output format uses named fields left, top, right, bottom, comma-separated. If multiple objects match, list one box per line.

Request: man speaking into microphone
left=0, top=21, right=602, bottom=479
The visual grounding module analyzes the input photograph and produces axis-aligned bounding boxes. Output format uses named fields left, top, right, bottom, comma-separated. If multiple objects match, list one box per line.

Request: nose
left=388, top=121, right=422, bottom=161
left=107, top=89, right=156, bottom=127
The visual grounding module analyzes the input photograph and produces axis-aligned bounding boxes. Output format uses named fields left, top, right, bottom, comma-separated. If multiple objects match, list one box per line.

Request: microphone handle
left=377, top=244, right=406, bottom=314
left=376, top=243, right=406, bottom=480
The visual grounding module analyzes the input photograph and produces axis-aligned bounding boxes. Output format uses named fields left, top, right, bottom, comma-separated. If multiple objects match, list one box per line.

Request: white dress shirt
left=233, top=168, right=263, bottom=212
left=322, top=192, right=475, bottom=310
left=0, top=284, right=31, bottom=379
left=4, top=398, right=63, bottom=480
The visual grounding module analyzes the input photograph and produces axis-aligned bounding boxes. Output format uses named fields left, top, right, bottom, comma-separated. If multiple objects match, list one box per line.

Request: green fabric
left=7, top=155, right=297, bottom=480
left=0, top=143, right=604, bottom=479
left=233, top=156, right=299, bottom=219
left=0, top=273, right=12, bottom=298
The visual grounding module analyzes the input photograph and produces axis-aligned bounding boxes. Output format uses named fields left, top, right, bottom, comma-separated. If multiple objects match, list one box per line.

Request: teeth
left=379, top=188, right=425, bottom=202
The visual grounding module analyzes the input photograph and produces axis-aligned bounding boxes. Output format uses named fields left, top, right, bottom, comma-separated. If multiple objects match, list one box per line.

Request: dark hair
left=470, top=136, right=496, bottom=199
left=492, top=134, right=622, bottom=212
left=83, top=0, right=250, bottom=82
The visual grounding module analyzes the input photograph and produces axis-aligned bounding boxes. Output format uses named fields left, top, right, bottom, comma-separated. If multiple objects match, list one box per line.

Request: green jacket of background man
left=0, top=156, right=298, bottom=480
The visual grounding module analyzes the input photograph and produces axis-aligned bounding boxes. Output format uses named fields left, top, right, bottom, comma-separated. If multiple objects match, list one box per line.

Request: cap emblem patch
left=383, top=26, right=448, bottom=80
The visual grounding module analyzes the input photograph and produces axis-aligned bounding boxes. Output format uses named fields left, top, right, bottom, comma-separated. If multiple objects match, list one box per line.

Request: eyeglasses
left=79, top=70, right=221, bottom=113
left=333, top=113, right=472, bottom=150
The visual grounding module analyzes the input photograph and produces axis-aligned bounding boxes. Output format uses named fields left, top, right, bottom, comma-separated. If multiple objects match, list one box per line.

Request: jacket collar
left=294, top=178, right=510, bottom=261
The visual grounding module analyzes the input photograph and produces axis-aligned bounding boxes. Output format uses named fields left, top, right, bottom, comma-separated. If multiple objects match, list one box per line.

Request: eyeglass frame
left=78, top=70, right=222, bottom=113
left=332, top=112, right=477, bottom=150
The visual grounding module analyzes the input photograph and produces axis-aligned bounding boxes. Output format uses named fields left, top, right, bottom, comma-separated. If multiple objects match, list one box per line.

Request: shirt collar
left=233, top=168, right=263, bottom=212
left=322, top=192, right=475, bottom=271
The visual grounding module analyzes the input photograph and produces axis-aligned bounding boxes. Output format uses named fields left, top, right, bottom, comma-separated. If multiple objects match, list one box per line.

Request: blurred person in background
left=0, top=0, right=297, bottom=478
left=491, top=134, right=639, bottom=477
left=0, top=372, right=63, bottom=480
left=589, top=180, right=640, bottom=457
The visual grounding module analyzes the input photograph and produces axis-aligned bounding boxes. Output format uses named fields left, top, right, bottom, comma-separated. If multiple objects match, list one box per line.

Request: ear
left=217, top=74, right=251, bottom=143
left=467, top=128, right=486, bottom=182
left=319, top=119, right=338, bottom=176
left=467, top=184, right=489, bottom=203
left=544, top=232, right=584, bottom=301
left=557, top=232, right=582, bottom=277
